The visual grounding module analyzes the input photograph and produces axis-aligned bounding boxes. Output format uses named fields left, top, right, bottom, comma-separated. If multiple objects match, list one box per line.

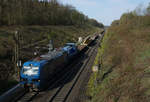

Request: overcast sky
left=59, top=0, right=150, bottom=25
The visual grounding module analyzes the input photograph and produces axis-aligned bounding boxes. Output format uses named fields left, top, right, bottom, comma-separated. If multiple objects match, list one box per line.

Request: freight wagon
left=20, top=33, right=99, bottom=91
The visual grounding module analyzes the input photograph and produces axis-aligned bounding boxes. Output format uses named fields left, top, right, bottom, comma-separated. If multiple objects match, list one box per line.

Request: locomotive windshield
left=23, top=66, right=39, bottom=76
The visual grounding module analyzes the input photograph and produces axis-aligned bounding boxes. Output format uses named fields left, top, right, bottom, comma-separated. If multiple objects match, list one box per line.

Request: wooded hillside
left=0, top=0, right=104, bottom=95
left=0, top=0, right=103, bottom=27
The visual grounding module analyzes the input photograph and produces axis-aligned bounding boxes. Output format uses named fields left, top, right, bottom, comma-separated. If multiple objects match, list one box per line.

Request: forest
left=0, top=0, right=103, bottom=27
left=0, top=0, right=104, bottom=95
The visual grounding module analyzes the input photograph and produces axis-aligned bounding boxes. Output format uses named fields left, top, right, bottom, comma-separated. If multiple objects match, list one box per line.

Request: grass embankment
left=0, top=25, right=102, bottom=95
left=87, top=15, right=150, bottom=102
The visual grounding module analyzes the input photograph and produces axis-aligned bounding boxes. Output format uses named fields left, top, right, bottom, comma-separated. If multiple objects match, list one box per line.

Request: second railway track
left=15, top=37, right=100, bottom=102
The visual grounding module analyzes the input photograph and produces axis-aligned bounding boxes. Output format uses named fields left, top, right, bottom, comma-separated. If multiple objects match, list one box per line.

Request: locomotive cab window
left=23, top=65, right=39, bottom=76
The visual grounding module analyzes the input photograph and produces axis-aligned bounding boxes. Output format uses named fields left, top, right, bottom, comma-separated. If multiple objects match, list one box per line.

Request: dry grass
left=88, top=15, right=150, bottom=102
left=0, top=25, right=102, bottom=94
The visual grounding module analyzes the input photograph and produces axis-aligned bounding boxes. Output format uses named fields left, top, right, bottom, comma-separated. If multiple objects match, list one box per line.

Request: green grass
left=87, top=31, right=114, bottom=101
left=87, top=15, right=150, bottom=102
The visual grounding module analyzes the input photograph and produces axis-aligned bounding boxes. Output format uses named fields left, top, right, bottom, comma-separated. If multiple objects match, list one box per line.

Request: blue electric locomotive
left=20, top=43, right=78, bottom=90
left=62, top=43, right=78, bottom=59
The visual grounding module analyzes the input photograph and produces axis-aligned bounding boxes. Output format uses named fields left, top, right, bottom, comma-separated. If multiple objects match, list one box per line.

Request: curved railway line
left=16, top=36, right=101, bottom=102
left=0, top=31, right=104, bottom=102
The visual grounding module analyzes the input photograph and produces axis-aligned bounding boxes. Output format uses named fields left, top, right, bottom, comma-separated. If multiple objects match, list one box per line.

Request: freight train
left=20, top=33, right=100, bottom=91
left=20, top=43, right=78, bottom=90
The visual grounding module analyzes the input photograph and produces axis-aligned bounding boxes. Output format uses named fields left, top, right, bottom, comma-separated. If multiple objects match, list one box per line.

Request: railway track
left=16, top=46, right=91, bottom=102
left=16, top=36, right=100, bottom=102
left=48, top=37, right=101, bottom=102
left=0, top=34, right=102, bottom=102
left=50, top=44, right=98, bottom=102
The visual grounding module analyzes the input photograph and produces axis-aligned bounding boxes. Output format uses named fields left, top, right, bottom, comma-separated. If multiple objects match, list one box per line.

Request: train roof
left=40, top=49, right=64, bottom=60
left=23, top=49, right=65, bottom=66
left=62, top=43, right=76, bottom=51
left=23, top=60, right=47, bottom=66
left=65, top=43, right=76, bottom=45
left=63, top=46, right=72, bottom=51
